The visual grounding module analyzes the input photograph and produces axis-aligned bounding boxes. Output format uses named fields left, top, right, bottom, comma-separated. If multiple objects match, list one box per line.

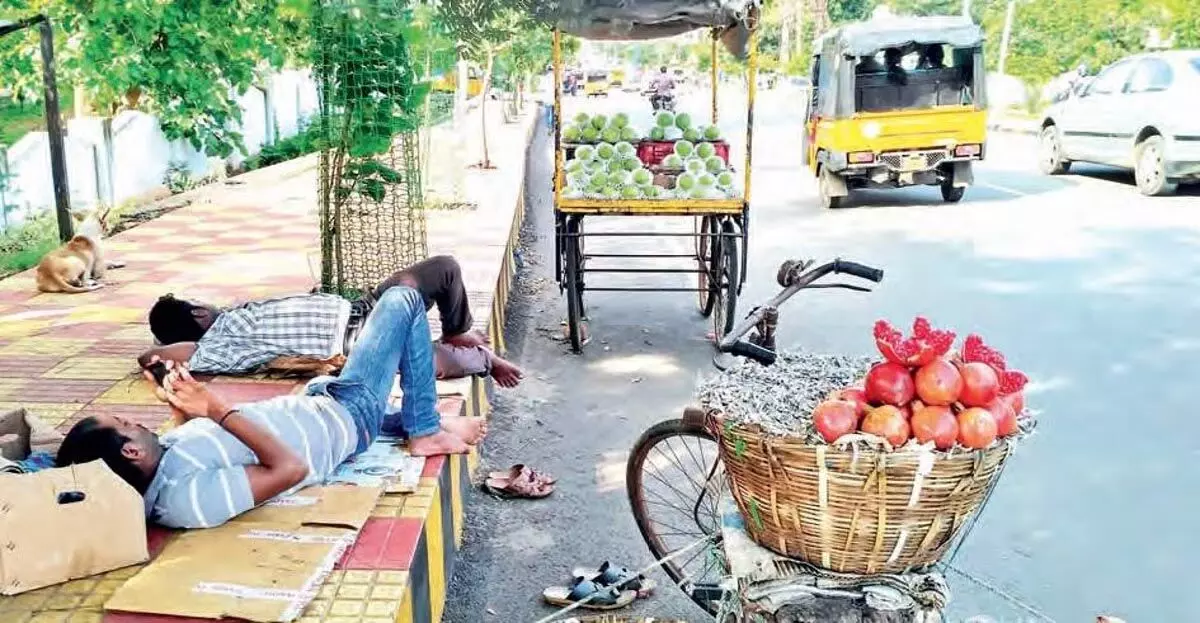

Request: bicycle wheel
left=696, top=216, right=718, bottom=317
left=564, top=216, right=585, bottom=352
left=710, top=219, right=740, bottom=342
left=627, top=417, right=728, bottom=616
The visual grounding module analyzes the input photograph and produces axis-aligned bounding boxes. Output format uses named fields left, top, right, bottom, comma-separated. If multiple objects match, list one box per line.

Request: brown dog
left=35, top=207, right=123, bottom=293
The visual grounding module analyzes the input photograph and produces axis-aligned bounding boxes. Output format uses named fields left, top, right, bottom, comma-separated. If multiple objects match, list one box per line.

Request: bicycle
left=624, top=257, right=884, bottom=617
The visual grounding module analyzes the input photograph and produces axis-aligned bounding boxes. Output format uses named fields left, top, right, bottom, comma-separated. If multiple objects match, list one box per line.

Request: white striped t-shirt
left=141, top=394, right=358, bottom=529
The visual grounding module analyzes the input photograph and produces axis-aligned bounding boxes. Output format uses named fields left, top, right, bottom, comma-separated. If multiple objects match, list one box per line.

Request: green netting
left=313, top=0, right=428, bottom=297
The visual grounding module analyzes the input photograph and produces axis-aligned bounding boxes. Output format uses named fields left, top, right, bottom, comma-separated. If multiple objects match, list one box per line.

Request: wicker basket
left=719, top=420, right=1014, bottom=575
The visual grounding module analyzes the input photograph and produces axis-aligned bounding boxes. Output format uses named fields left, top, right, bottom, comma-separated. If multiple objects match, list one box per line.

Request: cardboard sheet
left=105, top=484, right=381, bottom=622
left=0, top=460, right=148, bottom=595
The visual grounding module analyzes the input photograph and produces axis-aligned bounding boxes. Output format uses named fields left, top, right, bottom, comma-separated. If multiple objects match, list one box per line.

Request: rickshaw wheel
left=711, top=220, right=740, bottom=341
left=696, top=216, right=719, bottom=317
left=940, top=181, right=966, bottom=203
left=564, top=217, right=585, bottom=353
left=818, top=170, right=844, bottom=209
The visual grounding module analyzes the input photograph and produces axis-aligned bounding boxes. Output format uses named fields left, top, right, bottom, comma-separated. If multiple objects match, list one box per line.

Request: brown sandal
left=483, top=466, right=555, bottom=499
left=487, top=464, right=556, bottom=486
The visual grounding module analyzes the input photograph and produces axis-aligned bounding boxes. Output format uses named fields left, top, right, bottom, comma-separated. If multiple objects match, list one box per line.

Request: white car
left=1038, top=50, right=1200, bottom=195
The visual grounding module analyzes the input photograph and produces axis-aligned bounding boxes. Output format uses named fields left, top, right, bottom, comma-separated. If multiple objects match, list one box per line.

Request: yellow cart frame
left=551, top=21, right=759, bottom=353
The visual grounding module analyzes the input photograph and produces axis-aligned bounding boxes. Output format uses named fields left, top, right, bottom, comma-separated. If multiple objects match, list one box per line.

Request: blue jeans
left=306, top=287, right=438, bottom=453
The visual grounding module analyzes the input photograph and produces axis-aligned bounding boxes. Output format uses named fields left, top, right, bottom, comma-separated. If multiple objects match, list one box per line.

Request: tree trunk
left=780, top=0, right=792, bottom=64
left=479, top=48, right=495, bottom=168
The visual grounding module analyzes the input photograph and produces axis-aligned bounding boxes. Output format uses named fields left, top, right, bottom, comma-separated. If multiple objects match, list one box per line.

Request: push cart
left=549, top=4, right=760, bottom=353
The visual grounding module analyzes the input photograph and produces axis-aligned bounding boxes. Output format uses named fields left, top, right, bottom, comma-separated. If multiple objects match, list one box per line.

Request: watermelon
left=675, top=112, right=693, bottom=130
left=591, top=114, right=608, bottom=129
left=649, top=126, right=666, bottom=140
left=612, top=112, right=630, bottom=129
left=674, top=140, right=694, bottom=158
left=695, top=142, right=716, bottom=159
left=655, top=111, right=674, bottom=128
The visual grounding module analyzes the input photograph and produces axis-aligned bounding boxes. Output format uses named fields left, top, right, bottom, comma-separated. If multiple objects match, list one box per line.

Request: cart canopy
left=534, top=0, right=759, bottom=57
left=816, top=15, right=983, bottom=57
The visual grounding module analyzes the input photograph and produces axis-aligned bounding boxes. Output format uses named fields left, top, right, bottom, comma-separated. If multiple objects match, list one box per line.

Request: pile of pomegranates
left=812, top=317, right=1029, bottom=451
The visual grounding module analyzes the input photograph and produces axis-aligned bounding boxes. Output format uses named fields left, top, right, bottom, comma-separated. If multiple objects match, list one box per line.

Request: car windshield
left=1191, top=56, right=1200, bottom=73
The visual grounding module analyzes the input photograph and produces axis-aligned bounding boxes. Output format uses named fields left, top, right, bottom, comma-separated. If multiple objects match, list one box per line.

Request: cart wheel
left=696, top=216, right=718, bottom=317
left=711, top=220, right=740, bottom=342
left=564, top=217, right=586, bottom=353
left=627, top=417, right=727, bottom=616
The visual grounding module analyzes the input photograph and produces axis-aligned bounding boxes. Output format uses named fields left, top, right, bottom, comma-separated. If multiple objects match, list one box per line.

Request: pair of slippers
left=483, top=464, right=556, bottom=499
left=542, top=562, right=656, bottom=611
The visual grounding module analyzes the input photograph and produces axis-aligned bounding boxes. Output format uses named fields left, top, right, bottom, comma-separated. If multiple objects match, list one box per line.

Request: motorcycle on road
left=646, top=90, right=676, bottom=112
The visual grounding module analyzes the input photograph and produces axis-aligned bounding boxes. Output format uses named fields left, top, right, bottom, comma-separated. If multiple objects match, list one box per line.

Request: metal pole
left=743, top=26, right=757, bottom=206
left=710, top=31, right=718, bottom=124
left=997, top=0, right=1016, bottom=76
left=552, top=29, right=563, bottom=207
left=37, top=16, right=73, bottom=241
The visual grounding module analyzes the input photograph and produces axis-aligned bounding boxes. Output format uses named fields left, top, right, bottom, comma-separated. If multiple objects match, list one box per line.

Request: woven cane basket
left=718, top=421, right=1014, bottom=575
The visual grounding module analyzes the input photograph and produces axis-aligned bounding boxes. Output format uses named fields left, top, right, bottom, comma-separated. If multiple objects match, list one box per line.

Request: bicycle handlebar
left=717, top=258, right=884, bottom=365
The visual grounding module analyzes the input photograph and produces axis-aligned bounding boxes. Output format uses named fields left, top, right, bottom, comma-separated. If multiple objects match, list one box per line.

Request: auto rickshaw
left=583, top=70, right=610, bottom=97
left=610, top=67, right=626, bottom=88
left=802, top=16, right=988, bottom=208
left=431, top=67, right=484, bottom=97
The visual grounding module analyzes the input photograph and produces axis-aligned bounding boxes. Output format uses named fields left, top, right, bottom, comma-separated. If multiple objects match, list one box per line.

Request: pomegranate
left=864, top=362, right=915, bottom=406
left=998, top=369, right=1029, bottom=396
left=914, top=358, right=963, bottom=406
left=985, top=398, right=1019, bottom=436
left=861, top=405, right=911, bottom=447
left=910, top=404, right=959, bottom=450
left=961, top=333, right=1029, bottom=396
left=813, top=400, right=859, bottom=443
left=958, top=362, right=999, bottom=407
left=833, top=387, right=870, bottom=420
left=873, top=317, right=956, bottom=367
left=957, top=407, right=998, bottom=449
left=1001, top=391, right=1025, bottom=415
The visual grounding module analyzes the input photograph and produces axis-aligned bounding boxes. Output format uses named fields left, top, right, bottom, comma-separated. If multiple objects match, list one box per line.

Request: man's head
left=56, top=414, right=163, bottom=493
left=659, top=66, right=667, bottom=74
left=148, top=294, right=220, bottom=344
left=925, top=45, right=945, bottom=67
left=885, top=48, right=903, bottom=67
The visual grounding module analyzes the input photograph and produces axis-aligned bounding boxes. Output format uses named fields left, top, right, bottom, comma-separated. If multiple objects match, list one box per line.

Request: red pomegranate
left=1001, top=391, right=1025, bottom=415
left=985, top=398, right=1019, bottom=436
left=873, top=317, right=956, bottom=367
left=957, top=407, right=998, bottom=449
left=813, top=400, right=859, bottom=443
left=864, top=362, right=915, bottom=406
left=958, top=362, right=999, bottom=407
left=914, top=358, right=963, bottom=406
left=861, top=405, right=911, bottom=447
left=910, top=404, right=958, bottom=450
left=833, top=387, right=870, bottom=419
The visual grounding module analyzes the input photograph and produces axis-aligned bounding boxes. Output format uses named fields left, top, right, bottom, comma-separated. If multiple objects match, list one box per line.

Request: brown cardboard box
left=105, top=485, right=381, bottom=622
left=0, top=460, right=149, bottom=595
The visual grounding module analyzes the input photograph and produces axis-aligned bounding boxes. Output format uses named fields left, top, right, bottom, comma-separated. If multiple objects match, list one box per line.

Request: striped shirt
left=188, top=294, right=351, bottom=375
left=141, top=393, right=359, bottom=529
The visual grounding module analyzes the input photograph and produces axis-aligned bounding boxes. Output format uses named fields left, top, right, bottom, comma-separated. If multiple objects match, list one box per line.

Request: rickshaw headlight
left=848, top=151, right=876, bottom=164
left=955, top=143, right=982, bottom=157
left=861, top=122, right=882, bottom=139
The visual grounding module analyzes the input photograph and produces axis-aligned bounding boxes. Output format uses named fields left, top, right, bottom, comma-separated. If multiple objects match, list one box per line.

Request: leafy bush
left=245, top=118, right=326, bottom=171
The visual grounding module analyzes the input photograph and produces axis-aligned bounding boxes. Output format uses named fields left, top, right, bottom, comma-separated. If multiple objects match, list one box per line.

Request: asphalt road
left=443, top=87, right=1200, bottom=623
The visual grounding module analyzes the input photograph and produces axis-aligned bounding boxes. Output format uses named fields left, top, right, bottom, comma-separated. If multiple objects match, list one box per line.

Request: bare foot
left=490, top=355, right=523, bottom=388
left=440, top=416, right=488, bottom=445
left=408, top=431, right=471, bottom=456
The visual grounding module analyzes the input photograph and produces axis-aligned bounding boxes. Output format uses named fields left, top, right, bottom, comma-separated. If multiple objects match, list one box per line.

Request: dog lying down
left=35, top=207, right=125, bottom=293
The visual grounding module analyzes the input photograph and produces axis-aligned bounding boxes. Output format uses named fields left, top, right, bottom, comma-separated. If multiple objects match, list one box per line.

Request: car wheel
left=818, top=169, right=844, bottom=209
left=1039, top=125, right=1071, bottom=175
left=940, top=180, right=966, bottom=202
left=1134, top=135, right=1177, bottom=196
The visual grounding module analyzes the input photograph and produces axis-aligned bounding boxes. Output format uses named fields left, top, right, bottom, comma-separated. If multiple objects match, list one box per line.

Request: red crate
left=637, top=140, right=730, bottom=167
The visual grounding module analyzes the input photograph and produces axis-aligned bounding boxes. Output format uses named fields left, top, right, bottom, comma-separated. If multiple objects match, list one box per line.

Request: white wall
left=0, top=69, right=319, bottom=229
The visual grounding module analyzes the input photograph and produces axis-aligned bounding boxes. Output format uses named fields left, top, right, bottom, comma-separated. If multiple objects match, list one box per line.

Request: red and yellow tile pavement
left=0, top=114, right=536, bottom=622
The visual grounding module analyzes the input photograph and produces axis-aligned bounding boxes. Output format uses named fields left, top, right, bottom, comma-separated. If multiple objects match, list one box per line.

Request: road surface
left=443, top=87, right=1200, bottom=623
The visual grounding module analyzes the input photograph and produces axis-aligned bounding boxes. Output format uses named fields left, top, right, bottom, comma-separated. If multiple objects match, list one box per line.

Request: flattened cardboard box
left=105, top=484, right=381, bottom=622
left=0, top=460, right=149, bottom=595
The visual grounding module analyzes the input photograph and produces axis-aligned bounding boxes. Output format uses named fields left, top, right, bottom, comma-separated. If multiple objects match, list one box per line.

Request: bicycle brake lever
left=805, top=283, right=873, bottom=292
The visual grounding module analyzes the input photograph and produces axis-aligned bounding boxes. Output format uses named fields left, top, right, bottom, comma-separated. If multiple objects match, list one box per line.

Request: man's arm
left=162, top=364, right=308, bottom=504
left=137, top=342, right=198, bottom=369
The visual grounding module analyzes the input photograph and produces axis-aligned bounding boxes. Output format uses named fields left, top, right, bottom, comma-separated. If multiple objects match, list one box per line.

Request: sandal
left=542, top=577, right=635, bottom=610
left=571, top=561, right=656, bottom=598
left=487, top=464, right=557, bottom=486
left=483, top=468, right=555, bottom=499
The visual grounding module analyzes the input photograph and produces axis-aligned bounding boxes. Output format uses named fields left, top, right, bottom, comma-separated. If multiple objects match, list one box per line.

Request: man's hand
left=143, top=358, right=231, bottom=422
left=442, top=329, right=488, bottom=349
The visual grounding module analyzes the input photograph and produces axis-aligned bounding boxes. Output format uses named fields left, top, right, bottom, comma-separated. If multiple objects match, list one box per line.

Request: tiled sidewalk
left=0, top=110, right=537, bottom=623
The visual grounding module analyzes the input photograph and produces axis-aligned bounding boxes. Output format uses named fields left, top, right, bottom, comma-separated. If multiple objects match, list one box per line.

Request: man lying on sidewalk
left=56, top=287, right=475, bottom=529
left=138, top=255, right=523, bottom=389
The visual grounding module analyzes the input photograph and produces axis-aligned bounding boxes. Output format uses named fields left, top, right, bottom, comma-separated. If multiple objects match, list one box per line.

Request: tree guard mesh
left=314, top=0, right=428, bottom=298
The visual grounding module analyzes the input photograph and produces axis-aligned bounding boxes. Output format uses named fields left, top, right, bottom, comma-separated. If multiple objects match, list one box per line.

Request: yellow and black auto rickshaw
left=584, top=70, right=610, bottom=97
left=802, top=16, right=988, bottom=208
